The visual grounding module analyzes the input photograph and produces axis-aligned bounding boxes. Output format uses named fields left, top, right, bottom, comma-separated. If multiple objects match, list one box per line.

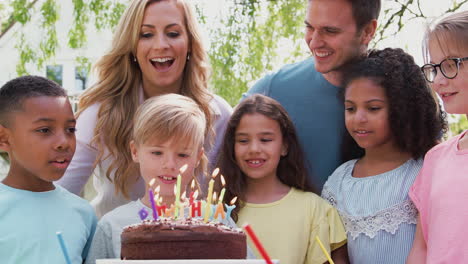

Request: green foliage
left=68, top=0, right=89, bottom=49
left=1, top=15, right=15, bottom=34
left=449, top=115, right=468, bottom=135
left=89, top=0, right=126, bottom=30
left=15, top=33, right=36, bottom=76
left=0, top=1, right=13, bottom=33
left=208, top=0, right=305, bottom=105
left=38, top=0, right=59, bottom=68
left=11, top=0, right=30, bottom=24
left=76, top=56, right=91, bottom=74
left=4, top=0, right=468, bottom=107
left=373, top=0, right=468, bottom=47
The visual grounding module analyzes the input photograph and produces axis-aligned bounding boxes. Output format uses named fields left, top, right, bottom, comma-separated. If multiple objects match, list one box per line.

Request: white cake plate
left=97, top=259, right=279, bottom=264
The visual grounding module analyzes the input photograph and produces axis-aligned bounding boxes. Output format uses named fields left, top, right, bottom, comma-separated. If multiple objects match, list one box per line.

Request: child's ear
left=281, top=142, right=288, bottom=157
left=196, top=147, right=204, bottom=167
left=0, top=125, right=11, bottom=152
left=129, top=140, right=139, bottom=163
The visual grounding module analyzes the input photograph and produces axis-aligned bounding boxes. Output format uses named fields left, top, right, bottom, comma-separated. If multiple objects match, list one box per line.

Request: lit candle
left=148, top=178, right=158, bottom=220
left=149, top=189, right=159, bottom=220
left=175, top=164, right=188, bottom=219
left=154, top=186, right=161, bottom=216
left=154, top=185, right=161, bottom=197
left=210, top=204, right=217, bottom=221
left=179, top=191, right=187, bottom=219
left=189, top=179, right=196, bottom=205
left=214, top=203, right=226, bottom=220
left=190, top=190, right=200, bottom=218
left=157, top=197, right=166, bottom=217
left=139, top=208, right=148, bottom=220
left=204, top=168, right=219, bottom=222
left=154, top=193, right=160, bottom=205
left=149, top=178, right=156, bottom=188
left=225, top=197, right=237, bottom=220
left=191, top=190, right=199, bottom=206
left=218, top=175, right=226, bottom=204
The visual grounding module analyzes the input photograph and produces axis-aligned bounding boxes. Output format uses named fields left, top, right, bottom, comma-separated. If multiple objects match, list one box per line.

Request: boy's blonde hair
left=76, top=0, right=213, bottom=197
left=423, top=11, right=468, bottom=62
left=127, top=93, right=207, bottom=193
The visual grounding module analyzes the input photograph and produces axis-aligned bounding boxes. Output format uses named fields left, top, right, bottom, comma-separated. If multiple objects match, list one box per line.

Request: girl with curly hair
left=57, top=0, right=232, bottom=218
left=321, top=48, right=446, bottom=263
left=407, top=11, right=468, bottom=263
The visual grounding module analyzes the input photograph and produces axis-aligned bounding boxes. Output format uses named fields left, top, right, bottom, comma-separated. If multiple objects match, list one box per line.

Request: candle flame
left=149, top=178, right=156, bottom=187
left=154, top=185, right=160, bottom=193
left=182, top=191, right=187, bottom=200
left=179, top=164, right=188, bottom=174
left=190, top=179, right=195, bottom=189
left=193, top=190, right=199, bottom=200
left=211, top=168, right=220, bottom=178
left=220, top=175, right=226, bottom=186
left=213, top=192, right=217, bottom=203
left=154, top=193, right=159, bottom=201
left=158, top=196, right=163, bottom=204
left=173, top=185, right=177, bottom=195
left=230, top=197, right=238, bottom=205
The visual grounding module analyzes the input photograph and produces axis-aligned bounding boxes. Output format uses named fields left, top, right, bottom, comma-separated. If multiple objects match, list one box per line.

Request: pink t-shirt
left=409, top=130, right=468, bottom=263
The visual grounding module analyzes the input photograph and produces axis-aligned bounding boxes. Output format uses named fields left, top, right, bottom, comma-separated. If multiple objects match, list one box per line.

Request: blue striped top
left=321, top=158, right=421, bottom=264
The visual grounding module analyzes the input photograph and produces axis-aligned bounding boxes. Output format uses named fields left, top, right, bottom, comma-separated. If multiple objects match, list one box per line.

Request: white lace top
left=321, top=158, right=421, bottom=264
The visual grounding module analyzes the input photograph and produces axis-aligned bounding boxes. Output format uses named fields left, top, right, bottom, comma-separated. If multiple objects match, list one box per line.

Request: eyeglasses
left=421, top=57, right=468, bottom=83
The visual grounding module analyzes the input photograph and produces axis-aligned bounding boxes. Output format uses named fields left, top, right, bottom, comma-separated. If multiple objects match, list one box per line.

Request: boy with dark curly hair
left=321, top=48, right=446, bottom=263
left=0, top=76, right=97, bottom=263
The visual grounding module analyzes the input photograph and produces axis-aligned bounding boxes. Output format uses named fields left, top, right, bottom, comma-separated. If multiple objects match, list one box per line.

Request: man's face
left=304, top=0, right=372, bottom=80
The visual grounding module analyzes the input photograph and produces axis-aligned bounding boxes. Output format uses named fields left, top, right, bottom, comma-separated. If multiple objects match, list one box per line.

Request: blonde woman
left=57, top=0, right=232, bottom=218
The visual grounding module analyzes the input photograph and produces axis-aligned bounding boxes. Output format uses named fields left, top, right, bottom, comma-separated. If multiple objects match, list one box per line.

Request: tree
left=2, top=0, right=468, bottom=105
left=207, top=0, right=468, bottom=104
left=449, top=115, right=468, bottom=136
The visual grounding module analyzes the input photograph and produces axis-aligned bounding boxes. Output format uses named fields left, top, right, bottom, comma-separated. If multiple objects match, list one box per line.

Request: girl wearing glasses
left=321, top=47, right=446, bottom=264
left=407, top=11, right=468, bottom=263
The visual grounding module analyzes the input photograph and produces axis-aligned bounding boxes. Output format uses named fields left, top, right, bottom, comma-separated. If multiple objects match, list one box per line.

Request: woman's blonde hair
left=130, top=94, right=207, bottom=193
left=423, top=11, right=468, bottom=63
left=77, top=0, right=213, bottom=197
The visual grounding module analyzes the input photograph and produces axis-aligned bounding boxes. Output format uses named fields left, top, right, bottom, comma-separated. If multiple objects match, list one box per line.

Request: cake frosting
left=121, top=218, right=247, bottom=260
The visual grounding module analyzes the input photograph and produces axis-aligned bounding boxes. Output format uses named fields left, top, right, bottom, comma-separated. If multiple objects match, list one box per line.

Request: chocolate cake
left=120, top=218, right=247, bottom=260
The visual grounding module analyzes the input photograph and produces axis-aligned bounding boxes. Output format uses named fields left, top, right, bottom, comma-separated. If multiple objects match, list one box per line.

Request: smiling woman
left=56, top=0, right=233, bottom=219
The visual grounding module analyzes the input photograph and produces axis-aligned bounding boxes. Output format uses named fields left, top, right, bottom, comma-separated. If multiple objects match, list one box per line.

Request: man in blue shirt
left=243, top=0, right=381, bottom=190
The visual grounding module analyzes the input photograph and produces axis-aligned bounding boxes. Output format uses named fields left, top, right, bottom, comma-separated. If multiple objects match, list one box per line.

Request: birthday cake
left=120, top=218, right=247, bottom=260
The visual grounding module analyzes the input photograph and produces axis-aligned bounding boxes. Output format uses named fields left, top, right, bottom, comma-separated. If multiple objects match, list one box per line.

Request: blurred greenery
left=1, top=0, right=468, bottom=127
left=450, top=115, right=468, bottom=135
left=2, top=0, right=468, bottom=104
